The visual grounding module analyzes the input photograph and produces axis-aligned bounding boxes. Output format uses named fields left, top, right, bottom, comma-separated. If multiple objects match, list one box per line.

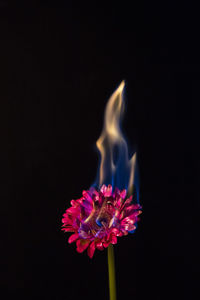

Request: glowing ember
left=62, top=184, right=141, bottom=258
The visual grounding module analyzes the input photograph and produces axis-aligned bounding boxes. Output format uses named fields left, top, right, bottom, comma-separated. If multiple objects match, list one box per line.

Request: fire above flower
left=62, top=81, right=142, bottom=258
left=62, top=184, right=142, bottom=258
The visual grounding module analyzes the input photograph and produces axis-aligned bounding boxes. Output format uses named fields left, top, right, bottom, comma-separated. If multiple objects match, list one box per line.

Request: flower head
left=62, top=184, right=142, bottom=258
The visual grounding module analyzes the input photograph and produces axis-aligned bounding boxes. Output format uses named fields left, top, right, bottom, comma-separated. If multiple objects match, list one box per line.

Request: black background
left=1, top=1, right=200, bottom=299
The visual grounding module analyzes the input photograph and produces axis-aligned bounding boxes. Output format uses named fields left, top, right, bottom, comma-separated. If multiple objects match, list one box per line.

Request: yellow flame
left=96, top=80, right=136, bottom=194
left=128, top=152, right=136, bottom=195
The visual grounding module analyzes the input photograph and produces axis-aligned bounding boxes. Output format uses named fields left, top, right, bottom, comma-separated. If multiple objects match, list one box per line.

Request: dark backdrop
left=1, top=1, right=199, bottom=300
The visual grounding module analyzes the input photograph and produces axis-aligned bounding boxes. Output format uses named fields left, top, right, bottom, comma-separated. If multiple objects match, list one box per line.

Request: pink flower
left=62, top=184, right=142, bottom=258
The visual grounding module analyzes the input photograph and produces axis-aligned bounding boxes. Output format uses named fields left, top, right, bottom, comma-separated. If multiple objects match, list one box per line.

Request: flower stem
left=108, top=244, right=117, bottom=300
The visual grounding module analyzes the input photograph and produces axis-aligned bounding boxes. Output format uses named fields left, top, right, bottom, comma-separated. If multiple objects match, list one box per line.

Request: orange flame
left=96, top=81, right=136, bottom=194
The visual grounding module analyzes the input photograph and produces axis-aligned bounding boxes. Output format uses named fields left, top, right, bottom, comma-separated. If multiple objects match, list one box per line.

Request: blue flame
left=92, top=81, right=139, bottom=203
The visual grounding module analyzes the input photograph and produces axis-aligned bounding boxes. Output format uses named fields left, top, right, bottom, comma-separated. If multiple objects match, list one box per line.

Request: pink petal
left=103, top=241, right=111, bottom=248
left=110, top=235, right=117, bottom=244
left=66, top=207, right=79, bottom=215
left=81, top=200, right=93, bottom=211
left=70, top=200, right=79, bottom=207
left=77, top=198, right=84, bottom=204
left=124, top=208, right=141, bottom=219
left=82, top=190, right=93, bottom=203
left=124, top=196, right=133, bottom=206
left=111, top=228, right=123, bottom=237
left=62, top=215, right=73, bottom=225
left=76, top=239, right=90, bottom=253
left=118, top=196, right=132, bottom=213
left=116, top=198, right=123, bottom=208
left=122, top=223, right=136, bottom=231
left=111, top=228, right=120, bottom=235
left=125, top=204, right=136, bottom=212
left=121, top=217, right=135, bottom=225
left=119, top=211, right=125, bottom=220
left=96, top=241, right=104, bottom=250
left=100, top=184, right=107, bottom=194
left=126, top=211, right=140, bottom=219
left=120, top=189, right=127, bottom=199
left=104, top=184, right=112, bottom=197
left=62, top=226, right=74, bottom=232
left=68, top=233, right=79, bottom=244
left=87, top=241, right=96, bottom=258
left=117, top=231, right=123, bottom=237
left=128, top=225, right=136, bottom=231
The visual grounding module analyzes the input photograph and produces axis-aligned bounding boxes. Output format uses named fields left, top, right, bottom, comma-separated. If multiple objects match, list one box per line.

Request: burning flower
left=61, top=81, right=141, bottom=299
left=62, top=79, right=141, bottom=266
left=62, top=184, right=141, bottom=258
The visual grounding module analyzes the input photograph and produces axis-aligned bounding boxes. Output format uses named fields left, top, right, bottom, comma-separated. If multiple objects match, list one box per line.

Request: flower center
left=78, top=199, right=116, bottom=239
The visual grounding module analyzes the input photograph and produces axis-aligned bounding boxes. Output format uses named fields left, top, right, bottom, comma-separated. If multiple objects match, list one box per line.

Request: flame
left=96, top=81, right=137, bottom=195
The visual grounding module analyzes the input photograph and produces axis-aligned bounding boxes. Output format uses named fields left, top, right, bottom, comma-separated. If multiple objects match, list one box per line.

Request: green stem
left=107, top=244, right=117, bottom=300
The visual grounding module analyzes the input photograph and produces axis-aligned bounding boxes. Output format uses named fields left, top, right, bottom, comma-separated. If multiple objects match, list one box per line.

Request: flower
left=62, top=184, right=142, bottom=258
